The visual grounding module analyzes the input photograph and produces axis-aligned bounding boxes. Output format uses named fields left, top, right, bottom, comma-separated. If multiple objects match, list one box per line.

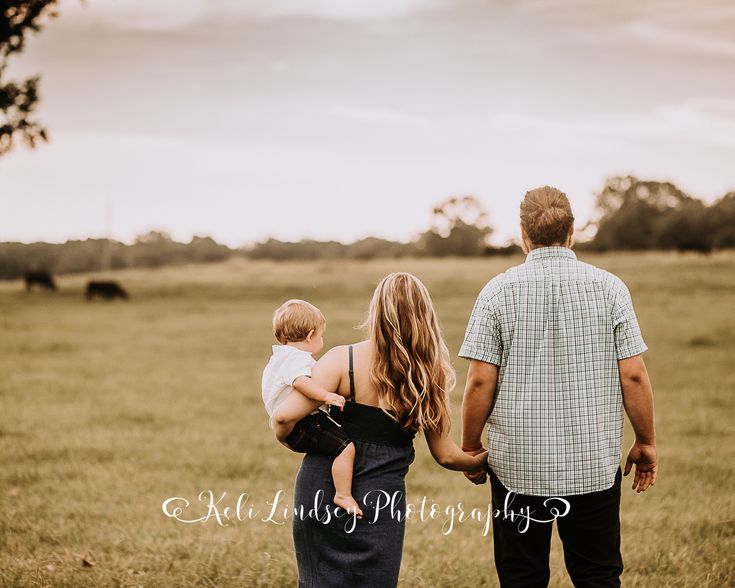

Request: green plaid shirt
left=459, top=246, right=648, bottom=495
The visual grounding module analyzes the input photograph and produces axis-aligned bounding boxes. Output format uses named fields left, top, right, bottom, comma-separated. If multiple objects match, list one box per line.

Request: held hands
left=324, top=392, right=346, bottom=410
left=463, top=446, right=489, bottom=485
left=624, top=442, right=658, bottom=493
left=470, top=449, right=489, bottom=471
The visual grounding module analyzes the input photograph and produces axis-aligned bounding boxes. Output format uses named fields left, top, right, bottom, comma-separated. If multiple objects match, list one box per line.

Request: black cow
left=85, top=281, right=129, bottom=301
left=25, top=271, right=57, bottom=292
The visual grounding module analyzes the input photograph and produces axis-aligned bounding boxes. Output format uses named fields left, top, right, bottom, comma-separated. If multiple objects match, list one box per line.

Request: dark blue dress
left=292, top=346, right=416, bottom=587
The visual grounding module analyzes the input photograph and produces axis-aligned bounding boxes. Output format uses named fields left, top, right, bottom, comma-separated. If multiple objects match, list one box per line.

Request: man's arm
left=461, top=359, right=499, bottom=484
left=618, top=354, right=657, bottom=493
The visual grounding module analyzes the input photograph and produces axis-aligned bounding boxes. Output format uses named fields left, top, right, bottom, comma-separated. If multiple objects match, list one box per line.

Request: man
left=459, top=186, right=657, bottom=587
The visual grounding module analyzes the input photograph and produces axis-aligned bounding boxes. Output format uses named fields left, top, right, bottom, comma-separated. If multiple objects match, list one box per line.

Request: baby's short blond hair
left=272, top=299, right=326, bottom=344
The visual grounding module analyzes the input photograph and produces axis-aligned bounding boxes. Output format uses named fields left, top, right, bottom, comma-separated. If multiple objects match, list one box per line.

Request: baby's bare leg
left=272, top=392, right=322, bottom=442
left=332, top=443, right=363, bottom=518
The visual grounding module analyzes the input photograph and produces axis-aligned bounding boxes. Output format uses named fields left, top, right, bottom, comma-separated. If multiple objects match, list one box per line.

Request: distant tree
left=655, top=199, right=712, bottom=252
left=590, top=176, right=710, bottom=251
left=0, top=0, right=60, bottom=156
left=417, top=195, right=493, bottom=256
left=248, top=239, right=348, bottom=261
left=131, top=231, right=182, bottom=267
left=134, top=230, right=173, bottom=245
left=346, top=237, right=413, bottom=260
left=187, top=236, right=231, bottom=263
left=708, top=192, right=735, bottom=249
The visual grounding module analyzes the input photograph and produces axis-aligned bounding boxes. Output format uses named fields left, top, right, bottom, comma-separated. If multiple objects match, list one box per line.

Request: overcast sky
left=1, top=0, right=734, bottom=246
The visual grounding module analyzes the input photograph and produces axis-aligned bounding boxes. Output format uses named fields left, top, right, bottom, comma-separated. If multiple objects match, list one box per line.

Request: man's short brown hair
left=520, top=186, right=575, bottom=246
left=272, top=299, right=326, bottom=344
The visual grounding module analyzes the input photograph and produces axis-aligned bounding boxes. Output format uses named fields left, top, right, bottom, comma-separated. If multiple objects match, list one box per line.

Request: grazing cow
left=25, top=271, right=57, bottom=292
left=85, top=281, right=129, bottom=301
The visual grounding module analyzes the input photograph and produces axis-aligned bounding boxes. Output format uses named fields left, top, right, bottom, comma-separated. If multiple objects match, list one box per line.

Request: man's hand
left=624, top=442, right=657, bottom=493
left=462, top=447, right=488, bottom=485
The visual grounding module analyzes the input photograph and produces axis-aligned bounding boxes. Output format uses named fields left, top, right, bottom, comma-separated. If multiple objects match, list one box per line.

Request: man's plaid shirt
left=459, top=246, right=648, bottom=496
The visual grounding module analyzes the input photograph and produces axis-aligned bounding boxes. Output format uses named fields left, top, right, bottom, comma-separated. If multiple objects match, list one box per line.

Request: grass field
left=1, top=252, right=734, bottom=587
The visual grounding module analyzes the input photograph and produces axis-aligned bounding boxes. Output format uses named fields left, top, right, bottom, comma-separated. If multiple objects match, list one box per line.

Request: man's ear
left=567, top=228, right=575, bottom=248
left=305, top=329, right=315, bottom=342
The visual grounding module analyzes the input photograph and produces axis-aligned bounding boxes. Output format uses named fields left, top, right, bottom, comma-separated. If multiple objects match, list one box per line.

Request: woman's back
left=331, top=340, right=379, bottom=406
left=292, top=342, right=416, bottom=588
left=336, top=343, right=415, bottom=447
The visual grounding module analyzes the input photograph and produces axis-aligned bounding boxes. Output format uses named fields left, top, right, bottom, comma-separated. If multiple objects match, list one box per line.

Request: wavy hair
left=365, top=272, right=455, bottom=435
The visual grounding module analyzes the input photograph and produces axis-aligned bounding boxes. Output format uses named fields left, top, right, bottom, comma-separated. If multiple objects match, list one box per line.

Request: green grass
left=1, top=253, right=734, bottom=587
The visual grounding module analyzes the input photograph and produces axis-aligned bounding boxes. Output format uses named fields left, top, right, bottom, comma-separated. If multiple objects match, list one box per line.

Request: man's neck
left=523, top=241, right=572, bottom=254
left=528, top=242, right=569, bottom=251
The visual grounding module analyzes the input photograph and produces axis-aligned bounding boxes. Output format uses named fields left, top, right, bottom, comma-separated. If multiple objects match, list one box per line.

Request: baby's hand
left=324, top=393, right=346, bottom=411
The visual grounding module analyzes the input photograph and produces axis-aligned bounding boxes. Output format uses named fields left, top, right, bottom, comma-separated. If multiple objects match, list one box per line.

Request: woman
left=290, top=272, right=488, bottom=587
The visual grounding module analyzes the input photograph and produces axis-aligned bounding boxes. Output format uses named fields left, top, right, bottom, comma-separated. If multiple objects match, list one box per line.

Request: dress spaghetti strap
left=348, top=345, right=356, bottom=403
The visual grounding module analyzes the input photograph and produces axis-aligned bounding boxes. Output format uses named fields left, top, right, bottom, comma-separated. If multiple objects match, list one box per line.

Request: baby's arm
left=274, top=377, right=344, bottom=423
left=272, top=377, right=345, bottom=442
left=293, top=376, right=346, bottom=409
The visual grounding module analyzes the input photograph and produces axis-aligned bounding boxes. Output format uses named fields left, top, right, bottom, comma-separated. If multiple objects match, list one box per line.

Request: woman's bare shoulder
left=321, top=340, right=369, bottom=358
left=318, top=344, right=349, bottom=362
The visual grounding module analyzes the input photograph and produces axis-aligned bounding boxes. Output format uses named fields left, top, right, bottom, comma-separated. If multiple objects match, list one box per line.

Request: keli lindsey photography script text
left=162, top=490, right=571, bottom=535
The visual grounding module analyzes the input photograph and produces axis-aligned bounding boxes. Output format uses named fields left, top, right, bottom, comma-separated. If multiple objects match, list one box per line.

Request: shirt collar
left=272, top=344, right=311, bottom=356
left=525, top=246, right=577, bottom=263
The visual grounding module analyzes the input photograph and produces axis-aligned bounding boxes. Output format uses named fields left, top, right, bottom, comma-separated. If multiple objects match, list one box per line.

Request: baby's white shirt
left=262, top=345, right=321, bottom=427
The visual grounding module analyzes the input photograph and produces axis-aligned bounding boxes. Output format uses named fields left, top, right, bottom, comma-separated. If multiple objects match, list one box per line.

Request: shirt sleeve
left=280, top=353, right=314, bottom=386
left=458, top=294, right=503, bottom=366
left=612, top=283, right=648, bottom=360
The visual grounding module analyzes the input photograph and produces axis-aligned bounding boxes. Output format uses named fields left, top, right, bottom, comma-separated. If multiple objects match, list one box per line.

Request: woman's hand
left=468, top=449, right=488, bottom=471
left=426, top=431, right=488, bottom=472
left=463, top=447, right=489, bottom=484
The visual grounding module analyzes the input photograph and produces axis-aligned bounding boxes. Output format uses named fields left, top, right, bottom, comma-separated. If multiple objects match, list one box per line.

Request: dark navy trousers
left=489, top=468, right=624, bottom=588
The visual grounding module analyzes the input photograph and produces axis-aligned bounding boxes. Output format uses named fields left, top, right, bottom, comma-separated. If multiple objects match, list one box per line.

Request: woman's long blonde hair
left=366, top=272, right=455, bottom=435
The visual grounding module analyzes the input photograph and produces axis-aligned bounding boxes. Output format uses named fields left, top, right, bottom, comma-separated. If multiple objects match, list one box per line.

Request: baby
left=262, top=299, right=363, bottom=518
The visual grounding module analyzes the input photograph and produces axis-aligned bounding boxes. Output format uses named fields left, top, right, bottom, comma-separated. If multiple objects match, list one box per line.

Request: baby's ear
left=305, top=329, right=315, bottom=342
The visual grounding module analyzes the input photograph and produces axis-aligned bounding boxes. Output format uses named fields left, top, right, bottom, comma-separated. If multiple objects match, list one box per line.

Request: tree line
left=0, top=233, right=231, bottom=280
left=1, top=177, right=734, bottom=279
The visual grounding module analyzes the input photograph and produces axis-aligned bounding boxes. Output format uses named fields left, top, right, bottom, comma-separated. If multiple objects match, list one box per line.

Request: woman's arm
left=425, top=429, right=488, bottom=472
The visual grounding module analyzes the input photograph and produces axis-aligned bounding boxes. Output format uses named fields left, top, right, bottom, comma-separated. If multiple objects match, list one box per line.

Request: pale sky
left=1, top=0, right=734, bottom=246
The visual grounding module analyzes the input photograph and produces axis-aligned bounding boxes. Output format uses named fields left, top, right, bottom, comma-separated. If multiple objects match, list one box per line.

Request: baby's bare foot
left=334, top=493, right=363, bottom=519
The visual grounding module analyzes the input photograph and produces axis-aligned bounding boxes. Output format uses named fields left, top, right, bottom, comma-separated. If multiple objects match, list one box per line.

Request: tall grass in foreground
left=1, top=252, right=733, bottom=587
